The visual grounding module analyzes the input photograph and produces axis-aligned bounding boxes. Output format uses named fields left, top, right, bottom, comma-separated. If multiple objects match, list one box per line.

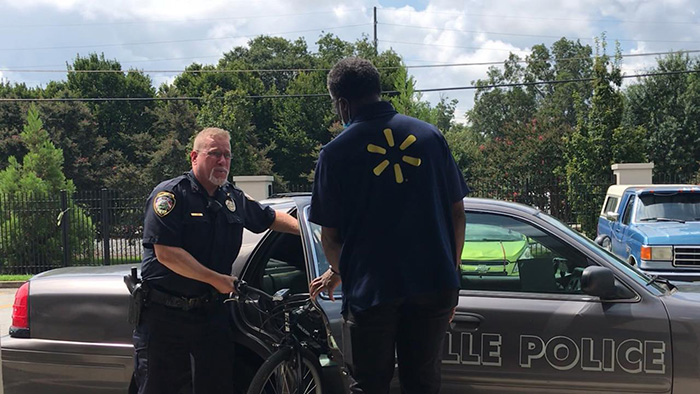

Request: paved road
left=0, top=287, right=17, bottom=394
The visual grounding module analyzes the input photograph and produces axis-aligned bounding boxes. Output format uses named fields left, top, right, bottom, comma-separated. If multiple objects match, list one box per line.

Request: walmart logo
left=367, top=128, right=422, bottom=184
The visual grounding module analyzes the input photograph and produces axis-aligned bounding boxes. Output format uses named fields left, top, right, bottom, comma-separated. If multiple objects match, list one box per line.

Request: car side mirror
left=605, top=212, right=619, bottom=222
left=581, top=266, right=617, bottom=299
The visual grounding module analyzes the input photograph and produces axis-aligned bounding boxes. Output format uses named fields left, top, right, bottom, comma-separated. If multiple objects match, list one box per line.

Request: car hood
left=461, top=240, right=527, bottom=261
left=634, top=222, right=700, bottom=244
left=662, top=285, right=700, bottom=318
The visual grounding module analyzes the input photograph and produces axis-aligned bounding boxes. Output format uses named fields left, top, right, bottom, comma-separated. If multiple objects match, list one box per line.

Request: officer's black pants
left=342, top=289, right=458, bottom=394
left=131, top=301, right=235, bottom=394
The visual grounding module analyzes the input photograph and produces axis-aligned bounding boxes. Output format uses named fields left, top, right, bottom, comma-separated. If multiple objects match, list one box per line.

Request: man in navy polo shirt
left=309, top=57, right=469, bottom=394
left=131, top=127, right=299, bottom=394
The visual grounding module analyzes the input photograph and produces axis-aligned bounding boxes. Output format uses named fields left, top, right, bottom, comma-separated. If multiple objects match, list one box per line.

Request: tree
left=622, top=52, right=700, bottom=179
left=565, top=38, right=624, bottom=236
left=144, top=85, right=199, bottom=186
left=66, top=53, right=157, bottom=170
left=0, top=106, right=95, bottom=273
left=197, top=89, right=274, bottom=178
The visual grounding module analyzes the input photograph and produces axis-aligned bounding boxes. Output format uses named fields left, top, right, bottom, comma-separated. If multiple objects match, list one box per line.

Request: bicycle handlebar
left=234, top=279, right=273, bottom=301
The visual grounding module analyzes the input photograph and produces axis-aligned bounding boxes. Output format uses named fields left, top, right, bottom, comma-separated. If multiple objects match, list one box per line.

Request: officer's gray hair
left=193, top=127, right=231, bottom=151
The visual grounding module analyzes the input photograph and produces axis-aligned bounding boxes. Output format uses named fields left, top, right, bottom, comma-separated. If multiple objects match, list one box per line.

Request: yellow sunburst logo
left=367, top=128, right=422, bottom=184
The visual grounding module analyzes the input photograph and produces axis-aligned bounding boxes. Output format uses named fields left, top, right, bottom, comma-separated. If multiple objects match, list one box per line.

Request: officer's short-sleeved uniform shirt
left=141, top=171, right=276, bottom=297
left=309, top=101, right=470, bottom=314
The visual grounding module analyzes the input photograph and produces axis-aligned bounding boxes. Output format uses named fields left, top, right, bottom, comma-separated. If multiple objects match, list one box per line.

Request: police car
left=3, top=195, right=700, bottom=393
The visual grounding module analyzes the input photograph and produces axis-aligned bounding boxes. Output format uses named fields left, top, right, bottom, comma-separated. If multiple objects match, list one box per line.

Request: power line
left=1, top=70, right=697, bottom=103
left=0, top=9, right=365, bottom=29
left=379, top=22, right=700, bottom=44
left=379, top=8, right=700, bottom=27
left=0, top=24, right=370, bottom=52
left=2, top=55, right=225, bottom=70
left=381, top=40, right=519, bottom=52
left=3, top=49, right=699, bottom=74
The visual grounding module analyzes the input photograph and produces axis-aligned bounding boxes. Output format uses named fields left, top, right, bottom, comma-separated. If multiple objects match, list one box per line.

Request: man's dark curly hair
left=327, top=57, right=381, bottom=100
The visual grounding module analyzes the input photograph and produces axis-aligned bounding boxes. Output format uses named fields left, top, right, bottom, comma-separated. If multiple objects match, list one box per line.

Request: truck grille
left=674, top=246, right=700, bottom=267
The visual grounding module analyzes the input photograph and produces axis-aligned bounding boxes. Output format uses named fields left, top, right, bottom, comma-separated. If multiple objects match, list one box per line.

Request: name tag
left=190, top=212, right=204, bottom=217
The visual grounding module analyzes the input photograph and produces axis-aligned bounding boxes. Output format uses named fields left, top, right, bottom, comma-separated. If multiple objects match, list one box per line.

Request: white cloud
left=1, top=0, right=700, bottom=111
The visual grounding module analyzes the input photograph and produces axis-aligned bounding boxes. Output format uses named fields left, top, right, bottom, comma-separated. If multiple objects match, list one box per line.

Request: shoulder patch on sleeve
left=153, top=191, right=176, bottom=217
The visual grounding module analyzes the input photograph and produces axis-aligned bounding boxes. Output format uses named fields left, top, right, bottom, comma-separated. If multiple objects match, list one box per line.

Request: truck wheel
left=628, top=257, right=636, bottom=266
left=601, top=237, right=612, bottom=252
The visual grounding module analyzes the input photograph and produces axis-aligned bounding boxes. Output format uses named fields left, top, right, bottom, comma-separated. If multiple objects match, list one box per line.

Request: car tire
left=601, top=237, right=612, bottom=252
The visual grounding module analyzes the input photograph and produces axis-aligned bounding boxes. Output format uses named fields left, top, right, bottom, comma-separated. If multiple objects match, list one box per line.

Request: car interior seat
left=518, top=258, right=559, bottom=292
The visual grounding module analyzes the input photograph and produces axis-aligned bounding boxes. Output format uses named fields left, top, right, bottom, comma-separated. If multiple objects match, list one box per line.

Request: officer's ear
left=190, top=150, right=198, bottom=165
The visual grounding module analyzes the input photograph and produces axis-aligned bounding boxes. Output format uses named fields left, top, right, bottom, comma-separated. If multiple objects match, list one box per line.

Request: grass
left=0, top=274, right=32, bottom=281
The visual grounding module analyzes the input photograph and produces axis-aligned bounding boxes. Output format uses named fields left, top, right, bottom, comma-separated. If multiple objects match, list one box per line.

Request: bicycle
left=228, top=280, right=346, bottom=394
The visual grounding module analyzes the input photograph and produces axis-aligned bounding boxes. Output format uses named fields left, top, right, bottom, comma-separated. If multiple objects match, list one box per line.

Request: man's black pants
left=342, top=289, right=458, bottom=394
left=130, top=301, right=235, bottom=394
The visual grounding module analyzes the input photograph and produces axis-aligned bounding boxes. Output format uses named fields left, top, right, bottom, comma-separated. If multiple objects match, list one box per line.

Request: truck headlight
left=640, top=246, right=673, bottom=261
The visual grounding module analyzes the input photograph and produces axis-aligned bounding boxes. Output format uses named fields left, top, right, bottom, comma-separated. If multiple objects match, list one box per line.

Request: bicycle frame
left=228, top=281, right=351, bottom=393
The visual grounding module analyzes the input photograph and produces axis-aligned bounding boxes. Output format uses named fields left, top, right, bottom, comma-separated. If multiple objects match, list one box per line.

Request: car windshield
left=535, top=211, right=668, bottom=294
left=636, top=192, right=700, bottom=222
left=465, top=223, right=525, bottom=242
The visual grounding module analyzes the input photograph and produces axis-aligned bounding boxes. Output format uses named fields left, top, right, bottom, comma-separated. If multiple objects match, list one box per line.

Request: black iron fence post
left=100, top=188, right=111, bottom=265
left=60, top=190, right=70, bottom=267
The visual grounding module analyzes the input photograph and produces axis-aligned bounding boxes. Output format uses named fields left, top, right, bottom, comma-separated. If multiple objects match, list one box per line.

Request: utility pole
left=373, top=6, right=378, bottom=55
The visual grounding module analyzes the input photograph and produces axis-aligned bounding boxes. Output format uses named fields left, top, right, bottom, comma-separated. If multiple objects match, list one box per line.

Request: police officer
left=131, top=127, right=299, bottom=394
left=309, top=57, right=469, bottom=394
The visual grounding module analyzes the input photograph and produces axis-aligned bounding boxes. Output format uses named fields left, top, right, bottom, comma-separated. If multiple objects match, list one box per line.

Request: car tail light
left=10, top=282, right=30, bottom=338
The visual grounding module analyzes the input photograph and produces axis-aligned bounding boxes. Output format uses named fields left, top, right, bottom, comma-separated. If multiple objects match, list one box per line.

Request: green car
left=460, top=223, right=530, bottom=276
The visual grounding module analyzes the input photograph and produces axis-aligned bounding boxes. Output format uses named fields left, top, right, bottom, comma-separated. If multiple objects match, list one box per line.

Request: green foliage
left=565, top=37, right=623, bottom=236
left=197, top=89, right=274, bottom=177
left=144, top=86, right=198, bottom=184
left=387, top=65, right=458, bottom=129
left=622, top=52, right=700, bottom=177
left=0, top=106, right=95, bottom=273
left=66, top=53, right=157, bottom=190
left=443, top=123, right=483, bottom=182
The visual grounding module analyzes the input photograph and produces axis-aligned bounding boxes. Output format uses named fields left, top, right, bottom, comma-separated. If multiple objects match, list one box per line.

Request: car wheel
left=629, top=257, right=636, bottom=266
left=601, top=237, right=612, bottom=252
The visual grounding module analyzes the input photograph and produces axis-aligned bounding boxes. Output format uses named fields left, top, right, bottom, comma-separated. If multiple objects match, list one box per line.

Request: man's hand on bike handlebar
left=211, top=273, right=238, bottom=294
left=309, top=268, right=341, bottom=301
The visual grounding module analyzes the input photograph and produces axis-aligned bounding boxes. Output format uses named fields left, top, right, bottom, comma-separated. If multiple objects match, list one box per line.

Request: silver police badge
left=225, top=198, right=236, bottom=212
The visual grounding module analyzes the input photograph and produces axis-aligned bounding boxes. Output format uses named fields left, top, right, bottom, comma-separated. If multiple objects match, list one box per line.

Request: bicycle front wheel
left=247, top=346, right=323, bottom=394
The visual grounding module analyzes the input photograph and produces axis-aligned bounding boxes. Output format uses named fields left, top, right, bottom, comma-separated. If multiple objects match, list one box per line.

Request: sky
left=1, top=0, right=700, bottom=120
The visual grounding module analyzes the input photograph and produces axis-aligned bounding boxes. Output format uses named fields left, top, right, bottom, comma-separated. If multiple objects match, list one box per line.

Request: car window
left=257, top=232, right=308, bottom=295
left=636, top=192, right=700, bottom=222
left=536, top=211, right=665, bottom=294
left=461, top=212, right=590, bottom=295
left=602, top=196, right=618, bottom=215
left=304, top=206, right=343, bottom=294
left=621, top=197, right=635, bottom=225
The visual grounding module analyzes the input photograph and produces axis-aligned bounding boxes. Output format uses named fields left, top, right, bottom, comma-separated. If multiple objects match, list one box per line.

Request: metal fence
left=1, top=173, right=697, bottom=275
left=0, top=189, right=145, bottom=274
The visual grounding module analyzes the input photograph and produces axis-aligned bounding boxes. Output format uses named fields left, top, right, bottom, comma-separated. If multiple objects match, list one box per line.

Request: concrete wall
left=231, top=175, right=274, bottom=200
left=611, top=163, right=654, bottom=185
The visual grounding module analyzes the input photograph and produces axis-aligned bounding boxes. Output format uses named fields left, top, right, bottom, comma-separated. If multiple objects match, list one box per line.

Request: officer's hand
left=309, top=269, right=341, bottom=301
left=212, top=274, right=236, bottom=294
